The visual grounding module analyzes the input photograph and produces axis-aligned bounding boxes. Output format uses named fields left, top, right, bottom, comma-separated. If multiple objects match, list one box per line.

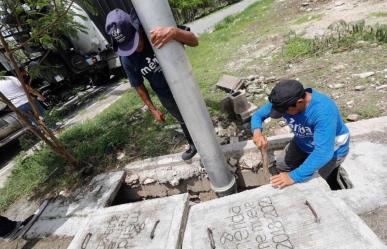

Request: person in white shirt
left=0, top=75, right=45, bottom=126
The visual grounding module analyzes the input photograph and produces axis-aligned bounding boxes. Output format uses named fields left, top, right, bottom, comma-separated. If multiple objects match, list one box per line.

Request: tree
left=0, top=0, right=93, bottom=170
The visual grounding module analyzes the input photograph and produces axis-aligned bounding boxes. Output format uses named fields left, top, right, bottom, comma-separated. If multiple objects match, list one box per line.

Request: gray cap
left=105, top=9, right=140, bottom=56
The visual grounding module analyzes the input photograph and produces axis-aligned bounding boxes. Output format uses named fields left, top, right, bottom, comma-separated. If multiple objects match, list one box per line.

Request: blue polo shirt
left=251, top=88, right=350, bottom=183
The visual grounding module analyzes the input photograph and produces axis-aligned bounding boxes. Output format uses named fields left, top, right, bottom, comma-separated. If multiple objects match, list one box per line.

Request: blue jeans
left=18, top=100, right=45, bottom=126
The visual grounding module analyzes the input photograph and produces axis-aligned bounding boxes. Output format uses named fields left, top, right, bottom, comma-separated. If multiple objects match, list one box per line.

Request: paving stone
left=25, top=171, right=126, bottom=239
left=183, top=178, right=385, bottom=249
left=68, top=194, right=189, bottom=249
left=216, top=75, right=243, bottom=91
left=332, top=141, right=387, bottom=214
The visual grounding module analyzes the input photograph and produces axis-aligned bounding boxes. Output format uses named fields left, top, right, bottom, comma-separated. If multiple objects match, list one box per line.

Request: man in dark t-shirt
left=105, top=9, right=199, bottom=160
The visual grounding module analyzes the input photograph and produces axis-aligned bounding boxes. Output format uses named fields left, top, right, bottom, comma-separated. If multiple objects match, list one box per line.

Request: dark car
left=0, top=100, right=27, bottom=148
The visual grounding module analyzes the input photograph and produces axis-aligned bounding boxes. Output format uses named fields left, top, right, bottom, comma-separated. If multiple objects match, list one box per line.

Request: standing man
left=105, top=9, right=199, bottom=160
left=0, top=75, right=45, bottom=126
left=251, top=80, right=351, bottom=190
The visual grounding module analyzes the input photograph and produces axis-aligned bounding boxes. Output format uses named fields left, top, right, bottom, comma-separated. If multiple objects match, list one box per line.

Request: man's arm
left=251, top=102, right=272, bottom=149
left=150, top=27, right=198, bottom=49
left=135, top=84, right=165, bottom=123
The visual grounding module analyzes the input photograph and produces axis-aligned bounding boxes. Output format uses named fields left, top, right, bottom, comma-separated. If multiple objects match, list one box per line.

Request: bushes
left=281, top=20, right=387, bottom=62
left=170, top=0, right=241, bottom=24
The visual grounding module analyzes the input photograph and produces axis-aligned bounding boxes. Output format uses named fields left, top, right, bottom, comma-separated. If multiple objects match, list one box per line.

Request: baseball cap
left=105, top=9, right=140, bottom=56
left=268, top=80, right=305, bottom=118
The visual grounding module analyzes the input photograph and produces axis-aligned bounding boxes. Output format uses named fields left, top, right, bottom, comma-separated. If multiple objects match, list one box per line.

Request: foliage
left=281, top=20, right=387, bottom=62
left=170, top=0, right=241, bottom=24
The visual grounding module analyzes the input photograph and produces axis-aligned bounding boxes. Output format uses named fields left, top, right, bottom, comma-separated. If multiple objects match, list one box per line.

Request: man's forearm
left=135, top=84, right=157, bottom=111
left=173, top=28, right=198, bottom=47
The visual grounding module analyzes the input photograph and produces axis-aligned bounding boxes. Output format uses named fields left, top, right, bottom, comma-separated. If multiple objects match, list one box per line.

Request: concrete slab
left=25, top=171, right=126, bottom=239
left=332, top=140, right=387, bottom=214
left=216, top=75, right=242, bottom=91
left=68, top=194, right=189, bottom=249
left=183, top=177, right=386, bottom=249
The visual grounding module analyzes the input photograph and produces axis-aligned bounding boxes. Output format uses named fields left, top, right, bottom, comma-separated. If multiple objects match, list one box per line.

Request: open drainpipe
left=131, top=0, right=236, bottom=196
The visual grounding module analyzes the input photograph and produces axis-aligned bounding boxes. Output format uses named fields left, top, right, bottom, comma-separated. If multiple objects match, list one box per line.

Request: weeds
left=282, top=20, right=387, bottom=62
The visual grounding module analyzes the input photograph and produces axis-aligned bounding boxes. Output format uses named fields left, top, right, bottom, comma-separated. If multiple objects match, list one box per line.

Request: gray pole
left=131, top=0, right=236, bottom=196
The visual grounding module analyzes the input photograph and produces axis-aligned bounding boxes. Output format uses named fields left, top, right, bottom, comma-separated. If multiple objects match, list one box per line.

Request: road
left=187, top=0, right=261, bottom=35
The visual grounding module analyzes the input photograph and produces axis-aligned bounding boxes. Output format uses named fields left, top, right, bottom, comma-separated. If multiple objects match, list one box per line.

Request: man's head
left=105, top=9, right=142, bottom=56
left=268, top=80, right=307, bottom=118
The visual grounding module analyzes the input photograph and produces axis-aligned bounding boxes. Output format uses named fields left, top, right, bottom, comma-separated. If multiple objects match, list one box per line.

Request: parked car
left=0, top=100, right=27, bottom=148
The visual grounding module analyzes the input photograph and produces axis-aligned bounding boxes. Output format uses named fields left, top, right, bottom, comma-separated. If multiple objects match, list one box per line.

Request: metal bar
left=150, top=219, right=160, bottom=239
left=207, top=228, right=216, bottom=249
left=305, top=200, right=320, bottom=223
left=131, top=0, right=236, bottom=196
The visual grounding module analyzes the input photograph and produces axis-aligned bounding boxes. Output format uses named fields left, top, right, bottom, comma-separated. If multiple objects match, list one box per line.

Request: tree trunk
left=0, top=32, right=80, bottom=169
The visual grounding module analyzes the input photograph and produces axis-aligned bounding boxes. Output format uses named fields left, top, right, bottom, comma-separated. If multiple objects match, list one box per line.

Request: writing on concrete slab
left=220, top=196, right=294, bottom=249
left=96, top=211, right=145, bottom=249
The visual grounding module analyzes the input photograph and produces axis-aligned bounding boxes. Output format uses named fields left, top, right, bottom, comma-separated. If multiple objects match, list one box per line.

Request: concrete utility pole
left=131, top=0, right=236, bottom=196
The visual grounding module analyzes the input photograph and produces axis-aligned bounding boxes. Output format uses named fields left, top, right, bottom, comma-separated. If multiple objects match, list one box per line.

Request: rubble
left=126, top=174, right=140, bottom=186
left=347, top=114, right=360, bottom=122
left=355, top=85, right=366, bottom=91
left=143, top=178, right=157, bottom=185
left=376, top=85, right=387, bottom=91
left=329, top=83, right=345, bottom=89
left=352, top=72, right=375, bottom=79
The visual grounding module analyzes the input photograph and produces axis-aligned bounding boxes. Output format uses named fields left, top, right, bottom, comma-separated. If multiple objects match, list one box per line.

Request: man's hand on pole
left=150, top=27, right=176, bottom=49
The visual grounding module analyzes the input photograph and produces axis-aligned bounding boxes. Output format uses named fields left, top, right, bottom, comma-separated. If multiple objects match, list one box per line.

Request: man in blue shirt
left=105, top=9, right=199, bottom=160
left=251, top=80, right=351, bottom=190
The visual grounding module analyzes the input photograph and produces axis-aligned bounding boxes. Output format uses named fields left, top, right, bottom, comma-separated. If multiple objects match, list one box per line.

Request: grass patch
left=293, top=14, right=323, bottom=25
left=357, top=102, right=379, bottom=119
left=370, top=12, right=387, bottom=17
left=0, top=90, right=180, bottom=211
left=281, top=20, right=387, bottom=62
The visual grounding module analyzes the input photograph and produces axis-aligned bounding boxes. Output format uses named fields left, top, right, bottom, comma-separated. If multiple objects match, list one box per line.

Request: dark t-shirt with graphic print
left=120, top=26, right=190, bottom=97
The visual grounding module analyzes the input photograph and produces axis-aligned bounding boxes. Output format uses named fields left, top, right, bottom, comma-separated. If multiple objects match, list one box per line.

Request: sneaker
left=181, top=144, right=197, bottom=161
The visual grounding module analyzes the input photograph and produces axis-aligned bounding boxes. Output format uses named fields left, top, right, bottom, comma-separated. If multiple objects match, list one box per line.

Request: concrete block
left=68, top=194, right=189, bottom=249
left=183, top=177, right=386, bottom=249
left=240, top=102, right=258, bottom=122
left=25, top=171, right=126, bottom=238
left=331, top=141, right=387, bottom=214
left=230, top=91, right=249, bottom=114
left=216, top=75, right=242, bottom=91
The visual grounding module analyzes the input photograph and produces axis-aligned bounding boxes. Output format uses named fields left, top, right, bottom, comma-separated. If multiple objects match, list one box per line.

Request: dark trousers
left=157, top=94, right=194, bottom=146
left=276, top=139, right=346, bottom=190
left=0, top=216, right=16, bottom=237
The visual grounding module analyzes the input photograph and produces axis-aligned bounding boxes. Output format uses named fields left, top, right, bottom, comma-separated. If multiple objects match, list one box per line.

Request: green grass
left=293, top=14, right=323, bottom=25
left=186, top=0, right=274, bottom=114
left=357, top=102, right=379, bottom=119
left=0, top=90, right=179, bottom=211
left=370, top=12, right=387, bottom=17
left=0, top=0, right=277, bottom=211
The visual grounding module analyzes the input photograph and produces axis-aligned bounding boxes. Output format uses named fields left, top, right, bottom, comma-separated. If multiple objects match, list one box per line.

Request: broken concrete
left=216, top=74, right=243, bottom=91
left=68, top=194, right=189, bottom=249
left=183, top=178, right=386, bottom=249
left=25, top=171, right=126, bottom=239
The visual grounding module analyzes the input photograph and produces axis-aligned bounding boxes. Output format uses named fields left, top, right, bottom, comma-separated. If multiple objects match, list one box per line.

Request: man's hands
left=253, top=129, right=268, bottom=150
left=271, top=172, right=295, bottom=189
left=150, top=109, right=165, bottom=123
left=150, top=27, right=177, bottom=49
